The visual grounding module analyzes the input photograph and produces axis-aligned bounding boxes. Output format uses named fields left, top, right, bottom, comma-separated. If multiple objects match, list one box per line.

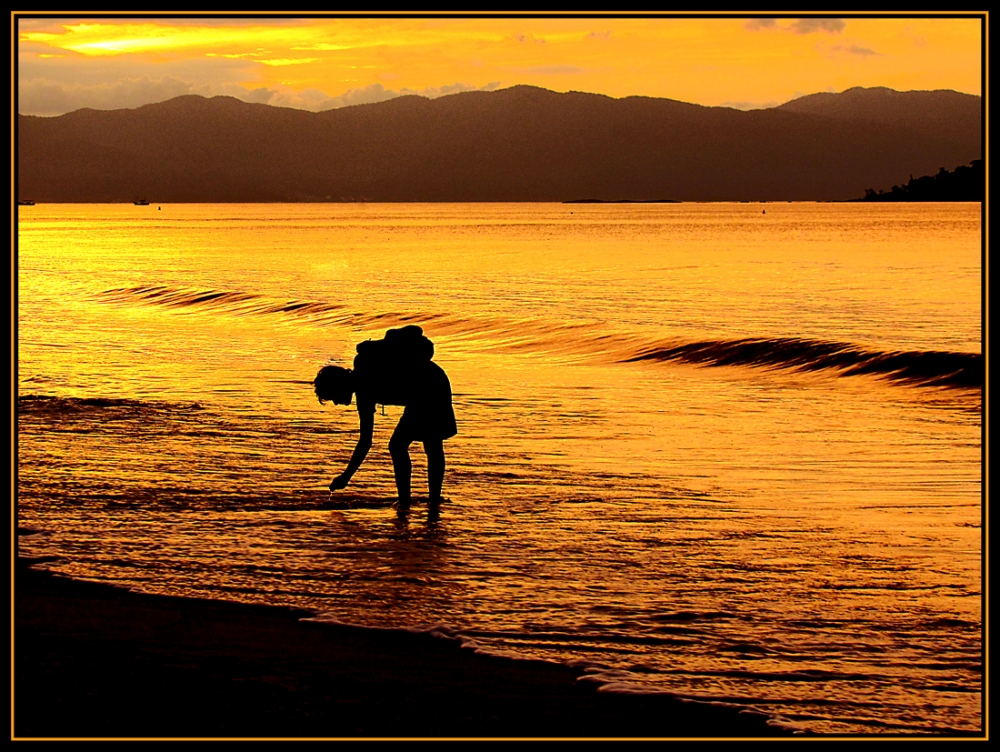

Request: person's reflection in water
left=392, top=499, right=445, bottom=534
left=314, top=326, right=457, bottom=514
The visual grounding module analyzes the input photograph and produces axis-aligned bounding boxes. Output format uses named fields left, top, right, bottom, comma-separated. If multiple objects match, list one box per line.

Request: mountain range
left=16, top=85, right=981, bottom=203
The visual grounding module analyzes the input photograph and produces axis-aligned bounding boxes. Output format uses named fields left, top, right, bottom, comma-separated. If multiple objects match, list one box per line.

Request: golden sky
left=15, top=13, right=985, bottom=116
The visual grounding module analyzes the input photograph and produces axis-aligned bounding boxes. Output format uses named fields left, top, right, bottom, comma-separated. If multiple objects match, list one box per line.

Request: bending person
left=314, top=327, right=457, bottom=508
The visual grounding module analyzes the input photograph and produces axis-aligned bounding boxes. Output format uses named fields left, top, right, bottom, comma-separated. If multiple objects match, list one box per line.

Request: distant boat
left=133, top=199, right=150, bottom=205
left=18, top=199, right=35, bottom=206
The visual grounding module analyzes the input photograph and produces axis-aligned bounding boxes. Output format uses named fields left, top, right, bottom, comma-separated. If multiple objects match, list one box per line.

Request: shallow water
left=17, top=202, right=982, bottom=735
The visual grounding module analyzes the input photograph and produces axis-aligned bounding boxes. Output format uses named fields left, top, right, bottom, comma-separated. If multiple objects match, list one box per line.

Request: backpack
left=355, top=325, right=435, bottom=371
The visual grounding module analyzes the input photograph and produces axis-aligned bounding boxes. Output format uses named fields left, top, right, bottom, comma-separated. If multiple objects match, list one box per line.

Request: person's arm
left=329, top=407, right=374, bottom=491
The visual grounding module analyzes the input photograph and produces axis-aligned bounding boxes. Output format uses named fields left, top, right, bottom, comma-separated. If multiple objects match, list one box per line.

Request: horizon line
left=16, top=82, right=982, bottom=119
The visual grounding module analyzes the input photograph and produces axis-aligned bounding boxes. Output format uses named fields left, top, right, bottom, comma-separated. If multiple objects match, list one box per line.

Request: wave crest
left=625, top=338, right=982, bottom=390
left=97, top=285, right=982, bottom=391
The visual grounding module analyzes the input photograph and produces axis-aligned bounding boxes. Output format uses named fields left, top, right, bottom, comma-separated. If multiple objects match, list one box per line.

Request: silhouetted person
left=314, top=326, right=457, bottom=509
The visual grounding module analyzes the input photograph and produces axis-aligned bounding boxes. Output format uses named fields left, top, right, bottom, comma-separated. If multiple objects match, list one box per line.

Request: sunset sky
left=15, top=13, right=984, bottom=117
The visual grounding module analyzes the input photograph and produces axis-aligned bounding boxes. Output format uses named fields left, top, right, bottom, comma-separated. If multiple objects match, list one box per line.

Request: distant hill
left=776, top=86, right=980, bottom=148
left=16, top=85, right=982, bottom=202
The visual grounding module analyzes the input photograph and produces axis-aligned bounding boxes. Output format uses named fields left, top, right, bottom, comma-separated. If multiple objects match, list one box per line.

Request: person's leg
left=423, top=439, right=445, bottom=502
left=388, top=423, right=413, bottom=506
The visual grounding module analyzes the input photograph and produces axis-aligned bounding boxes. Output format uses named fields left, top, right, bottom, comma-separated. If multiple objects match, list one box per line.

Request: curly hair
left=313, top=364, right=352, bottom=404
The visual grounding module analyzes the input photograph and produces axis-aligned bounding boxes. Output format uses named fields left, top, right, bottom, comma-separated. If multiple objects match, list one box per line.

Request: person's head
left=313, top=365, right=354, bottom=405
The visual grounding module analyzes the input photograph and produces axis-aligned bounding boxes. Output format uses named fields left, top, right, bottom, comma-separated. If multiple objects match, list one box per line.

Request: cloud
left=744, top=17, right=845, bottom=34
left=586, top=31, right=611, bottom=40
left=257, top=57, right=319, bottom=67
left=17, top=75, right=502, bottom=116
left=831, top=43, right=878, bottom=56
left=18, top=51, right=257, bottom=89
left=315, top=81, right=501, bottom=110
left=314, top=82, right=399, bottom=109
left=18, top=75, right=211, bottom=115
left=289, top=43, right=350, bottom=52
left=719, top=100, right=781, bottom=110
left=399, top=81, right=501, bottom=99
left=789, top=18, right=846, bottom=34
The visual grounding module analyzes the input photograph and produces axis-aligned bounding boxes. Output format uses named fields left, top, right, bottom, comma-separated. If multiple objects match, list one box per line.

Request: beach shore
left=13, top=556, right=793, bottom=740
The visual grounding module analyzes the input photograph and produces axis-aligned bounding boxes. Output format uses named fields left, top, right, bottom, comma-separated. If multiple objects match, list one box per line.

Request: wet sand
left=14, top=556, right=793, bottom=739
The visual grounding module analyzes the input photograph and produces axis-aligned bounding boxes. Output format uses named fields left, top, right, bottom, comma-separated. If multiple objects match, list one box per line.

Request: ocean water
left=16, top=202, right=983, bottom=735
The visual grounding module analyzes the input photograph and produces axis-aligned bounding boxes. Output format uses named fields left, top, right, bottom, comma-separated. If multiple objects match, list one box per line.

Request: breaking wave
left=625, top=339, right=982, bottom=390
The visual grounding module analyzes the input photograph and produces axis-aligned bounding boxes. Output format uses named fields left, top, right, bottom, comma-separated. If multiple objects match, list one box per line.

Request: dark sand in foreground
left=14, top=556, right=792, bottom=739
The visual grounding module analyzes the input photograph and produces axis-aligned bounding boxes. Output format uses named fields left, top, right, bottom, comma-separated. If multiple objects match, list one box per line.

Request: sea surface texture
left=17, top=203, right=982, bottom=735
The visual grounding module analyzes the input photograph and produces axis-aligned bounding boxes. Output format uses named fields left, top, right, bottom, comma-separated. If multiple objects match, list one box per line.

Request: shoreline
left=13, top=556, right=793, bottom=740
left=16, top=199, right=985, bottom=205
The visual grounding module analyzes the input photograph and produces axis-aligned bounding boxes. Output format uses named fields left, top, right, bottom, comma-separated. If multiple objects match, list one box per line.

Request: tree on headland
left=859, top=160, right=983, bottom=201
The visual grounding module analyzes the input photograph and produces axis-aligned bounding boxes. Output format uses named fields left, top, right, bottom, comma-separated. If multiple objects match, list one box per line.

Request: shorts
left=394, top=400, right=458, bottom=442
left=387, top=362, right=457, bottom=442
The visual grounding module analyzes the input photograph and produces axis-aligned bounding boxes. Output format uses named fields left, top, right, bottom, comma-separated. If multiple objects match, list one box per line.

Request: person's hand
left=329, top=474, right=350, bottom=492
